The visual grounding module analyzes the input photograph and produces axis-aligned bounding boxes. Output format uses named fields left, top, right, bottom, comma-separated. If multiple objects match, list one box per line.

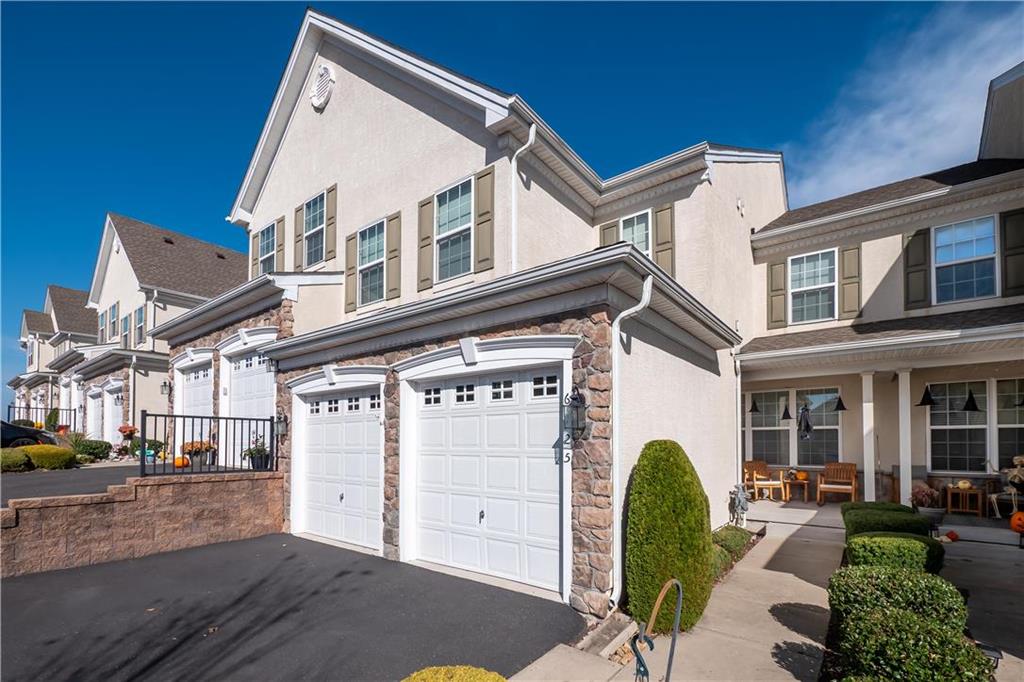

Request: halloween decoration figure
left=730, top=484, right=750, bottom=528
left=798, top=404, right=814, bottom=441
left=174, top=455, right=191, bottom=468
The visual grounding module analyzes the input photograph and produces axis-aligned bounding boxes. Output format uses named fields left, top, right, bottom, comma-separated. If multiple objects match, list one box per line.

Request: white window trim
left=108, top=303, right=119, bottom=339
left=258, top=222, right=276, bottom=275
left=929, top=214, right=1001, bottom=306
left=744, top=387, right=843, bottom=469
left=619, top=208, right=653, bottom=258
left=303, top=190, right=327, bottom=269
left=357, top=218, right=387, bottom=307
left=120, top=315, right=130, bottom=349
left=434, top=175, right=474, bottom=284
left=786, top=248, right=838, bottom=325
left=925, top=377, right=1005, bottom=475
left=134, top=306, right=145, bottom=346
left=996, top=376, right=1024, bottom=470
left=98, top=312, right=106, bottom=345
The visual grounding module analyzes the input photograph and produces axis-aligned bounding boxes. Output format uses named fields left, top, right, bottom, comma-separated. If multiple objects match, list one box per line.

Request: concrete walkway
left=514, top=521, right=844, bottom=681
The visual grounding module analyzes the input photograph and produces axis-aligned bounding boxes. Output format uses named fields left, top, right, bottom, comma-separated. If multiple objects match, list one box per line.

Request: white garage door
left=87, top=393, right=103, bottom=440
left=416, top=368, right=563, bottom=591
left=229, top=352, right=275, bottom=419
left=181, top=365, right=213, bottom=416
left=304, top=389, right=383, bottom=550
left=104, top=391, right=122, bottom=444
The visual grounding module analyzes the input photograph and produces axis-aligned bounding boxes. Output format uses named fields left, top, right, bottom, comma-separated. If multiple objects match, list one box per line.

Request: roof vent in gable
left=215, top=252, right=226, bottom=260
left=309, top=63, right=336, bottom=110
left=163, top=237, right=175, bottom=245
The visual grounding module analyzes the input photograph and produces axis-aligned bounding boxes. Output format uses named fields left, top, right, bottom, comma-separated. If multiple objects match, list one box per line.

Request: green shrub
left=75, top=454, right=96, bottom=465
left=828, top=565, right=966, bottom=632
left=1, top=448, right=34, bottom=472
left=710, top=544, right=732, bottom=581
left=75, top=440, right=112, bottom=460
left=838, top=608, right=993, bottom=681
left=402, top=666, right=505, bottom=682
left=130, top=437, right=164, bottom=456
left=44, top=408, right=60, bottom=431
left=20, top=445, right=77, bottom=470
left=848, top=531, right=945, bottom=574
left=712, top=525, right=753, bottom=561
left=840, top=501, right=915, bottom=517
left=11, top=419, right=35, bottom=428
left=625, top=440, right=712, bottom=632
left=843, top=509, right=930, bottom=539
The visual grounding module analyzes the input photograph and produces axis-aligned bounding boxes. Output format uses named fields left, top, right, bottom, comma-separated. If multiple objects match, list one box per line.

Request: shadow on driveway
left=1, top=534, right=583, bottom=681
left=1, top=464, right=137, bottom=506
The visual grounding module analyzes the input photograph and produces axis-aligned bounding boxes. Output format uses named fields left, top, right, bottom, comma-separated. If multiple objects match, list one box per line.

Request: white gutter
left=609, top=274, right=653, bottom=611
left=509, top=123, right=537, bottom=274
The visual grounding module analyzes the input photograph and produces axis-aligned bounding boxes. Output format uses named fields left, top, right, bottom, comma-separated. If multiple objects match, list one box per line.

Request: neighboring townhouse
left=737, top=62, right=1024, bottom=507
left=43, top=285, right=99, bottom=430
left=151, top=8, right=787, bottom=619
left=77, top=212, right=246, bottom=443
left=8, top=309, right=58, bottom=423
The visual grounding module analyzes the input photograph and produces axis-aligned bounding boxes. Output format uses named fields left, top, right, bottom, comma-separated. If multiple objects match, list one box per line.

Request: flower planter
left=248, top=453, right=272, bottom=471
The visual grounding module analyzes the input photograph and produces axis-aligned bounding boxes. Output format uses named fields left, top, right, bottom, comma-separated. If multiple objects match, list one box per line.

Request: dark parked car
left=1, top=420, right=58, bottom=448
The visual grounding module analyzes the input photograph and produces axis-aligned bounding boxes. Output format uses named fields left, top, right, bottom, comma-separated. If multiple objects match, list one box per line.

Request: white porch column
left=861, top=372, right=876, bottom=502
left=898, top=370, right=913, bottom=505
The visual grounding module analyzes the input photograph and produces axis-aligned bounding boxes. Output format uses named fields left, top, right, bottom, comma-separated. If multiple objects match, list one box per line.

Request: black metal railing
left=138, top=410, right=276, bottom=477
left=7, top=405, right=78, bottom=432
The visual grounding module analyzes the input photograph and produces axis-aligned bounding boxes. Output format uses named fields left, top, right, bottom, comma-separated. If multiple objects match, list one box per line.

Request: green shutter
left=1001, top=209, right=1024, bottom=298
left=652, top=204, right=675, bottom=276
left=417, top=197, right=434, bottom=291
left=385, top=212, right=401, bottom=300
left=473, top=167, right=495, bottom=273
left=903, top=229, right=930, bottom=309
left=838, top=245, right=861, bottom=320
left=344, top=233, right=357, bottom=313
left=767, top=261, right=787, bottom=329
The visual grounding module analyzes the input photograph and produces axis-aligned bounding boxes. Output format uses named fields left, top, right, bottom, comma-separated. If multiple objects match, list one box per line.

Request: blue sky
left=2, top=2, right=1022, bottom=405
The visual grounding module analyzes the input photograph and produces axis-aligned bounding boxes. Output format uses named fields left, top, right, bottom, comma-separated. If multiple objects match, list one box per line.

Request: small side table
left=946, top=486, right=984, bottom=517
left=785, top=478, right=809, bottom=503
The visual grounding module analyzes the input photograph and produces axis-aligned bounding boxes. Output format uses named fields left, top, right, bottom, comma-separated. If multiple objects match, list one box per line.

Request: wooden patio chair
left=816, top=462, right=858, bottom=506
left=744, top=460, right=785, bottom=501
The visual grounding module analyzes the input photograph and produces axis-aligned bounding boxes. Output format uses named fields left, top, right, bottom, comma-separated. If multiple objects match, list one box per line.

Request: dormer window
left=620, top=210, right=652, bottom=256
left=788, top=249, right=837, bottom=324
left=304, top=191, right=326, bottom=267
left=933, top=216, right=997, bottom=304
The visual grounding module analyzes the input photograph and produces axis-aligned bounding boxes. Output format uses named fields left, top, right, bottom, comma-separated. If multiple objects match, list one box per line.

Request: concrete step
left=510, top=644, right=622, bottom=681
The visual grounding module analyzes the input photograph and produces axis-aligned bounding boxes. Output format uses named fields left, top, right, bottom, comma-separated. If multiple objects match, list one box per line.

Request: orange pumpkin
left=1010, top=511, right=1024, bottom=535
left=173, top=455, right=191, bottom=468
left=795, top=471, right=809, bottom=481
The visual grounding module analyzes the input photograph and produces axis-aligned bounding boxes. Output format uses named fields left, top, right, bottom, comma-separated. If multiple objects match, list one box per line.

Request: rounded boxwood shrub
left=1, top=448, right=34, bottom=472
left=625, top=440, right=712, bottom=633
left=840, top=501, right=914, bottom=517
left=848, top=531, right=945, bottom=574
left=402, top=666, right=504, bottom=682
left=75, top=440, right=112, bottom=460
left=712, top=525, right=753, bottom=561
left=828, top=565, right=966, bottom=632
left=843, top=508, right=930, bottom=539
left=20, top=445, right=77, bottom=470
left=838, top=608, right=993, bottom=681
left=710, top=543, right=732, bottom=581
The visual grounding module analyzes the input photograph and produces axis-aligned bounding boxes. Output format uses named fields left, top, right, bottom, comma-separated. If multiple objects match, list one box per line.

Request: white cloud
left=785, top=5, right=1024, bottom=208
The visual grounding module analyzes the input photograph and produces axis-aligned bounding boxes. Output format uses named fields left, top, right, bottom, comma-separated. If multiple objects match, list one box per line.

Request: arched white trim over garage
left=289, top=365, right=388, bottom=552
left=170, top=348, right=215, bottom=418
left=395, top=335, right=577, bottom=603
left=216, top=327, right=279, bottom=422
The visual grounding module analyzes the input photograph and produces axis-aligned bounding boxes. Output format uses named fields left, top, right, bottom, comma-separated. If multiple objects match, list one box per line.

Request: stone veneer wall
left=0, top=472, right=284, bottom=577
left=275, top=306, right=615, bottom=618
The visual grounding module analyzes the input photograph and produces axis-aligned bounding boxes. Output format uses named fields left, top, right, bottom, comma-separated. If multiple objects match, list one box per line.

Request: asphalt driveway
left=1, top=464, right=136, bottom=506
left=1, top=534, right=584, bottom=681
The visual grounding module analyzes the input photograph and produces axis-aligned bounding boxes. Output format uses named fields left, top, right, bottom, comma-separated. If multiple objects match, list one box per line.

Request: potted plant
left=242, top=437, right=272, bottom=471
left=118, top=424, right=138, bottom=445
left=910, top=485, right=944, bottom=528
left=182, top=440, right=216, bottom=467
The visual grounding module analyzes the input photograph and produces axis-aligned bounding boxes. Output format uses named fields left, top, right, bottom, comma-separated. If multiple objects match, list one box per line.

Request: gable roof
left=96, top=213, right=248, bottom=301
left=46, top=285, right=97, bottom=336
left=758, top=158, right=1024, bottom=234
left=229, top=7, right=783, bottom=225
left=22, top=309, right=54, bottom=337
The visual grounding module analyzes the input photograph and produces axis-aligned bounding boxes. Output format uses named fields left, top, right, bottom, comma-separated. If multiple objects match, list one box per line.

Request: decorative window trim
left=134, top=306, right=145, bottom=346
left=369, top=393, right=381, bottom=411
left=98, top=311, right=106, bottom=344
left=303, top=190, right=327, bottom=268
left=357, top=218, right=387, bottom=307
left=454, top=383, right=476, bottom=404
left=215, top=327, right=279, bottom=358
left=108, top=302, right=119, bottom=339
left=929, top=215, right=1000, bottom=306
left=530, top=373, right=559, bottom=399
left=120, top=314, right=130, bottom=349
left=434, top=175, right=474, bottom=284
left=286, top=364, right=388, bottom=397
left=423, top=386, right=442, bottom=407
left=258, top=223, right=276, bottom=275
left=786, top=248, right=838, bottom=325
left=925, top=378, right=1001, bottom=475
left=744, top=387, right=843, bottom=468
left=619, top=208, right=653, bottom=257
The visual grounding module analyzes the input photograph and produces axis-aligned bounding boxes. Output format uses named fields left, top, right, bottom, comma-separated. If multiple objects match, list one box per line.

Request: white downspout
left=609, top=274, right=654, bottom=610
left=509, top=123, right=537, bottom=274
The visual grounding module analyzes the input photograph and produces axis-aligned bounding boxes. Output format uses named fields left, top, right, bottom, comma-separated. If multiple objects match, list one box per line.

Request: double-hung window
left=788, top=249, right=837, bottom=323
left=304, top=192, right=326, bottom=267
left=120, top=315, right=130, bottom=349
left=98, top=312, right=106, bottom=344
left=796, top=388, right=840, bottom=466
left=928, top=381, right=988, bottom=472
left=933, top=216, right=997, bottom=304
left=134, top=306, right=145, bottom=346
left=996, top=379, right=1024, bottom=470
left=749, top=391, right=790, bottom=465
left=357, top=220, right=386, bottom=305
left=258, top=224, right=275, bottom=275
left=620, top=210, right=651, bottom=256
left=108, top=303, right=119, bottom=339
left=435, top=178, right=473, bottom=282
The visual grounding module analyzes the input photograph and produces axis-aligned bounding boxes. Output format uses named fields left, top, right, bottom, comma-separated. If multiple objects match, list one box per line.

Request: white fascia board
left=87, top=217, right=117, bottom=307
left=736, top=323, right=1024, bottom=364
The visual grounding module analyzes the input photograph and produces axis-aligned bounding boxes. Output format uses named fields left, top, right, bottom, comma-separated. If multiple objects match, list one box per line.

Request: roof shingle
left=47, top=285, right=97, bottom=336
left=108, top=213, right=248, bottom=299
left=740, top=304, right=1024, bottom=354
left=22, top=309, right=54, bottom=336
left=760, top=158, right=1024, bottom=233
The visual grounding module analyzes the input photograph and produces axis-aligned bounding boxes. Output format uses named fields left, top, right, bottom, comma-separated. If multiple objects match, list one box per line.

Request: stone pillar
left=898, top=370, right=912, bottom=505
left=861, top=372, right=876, bottom=502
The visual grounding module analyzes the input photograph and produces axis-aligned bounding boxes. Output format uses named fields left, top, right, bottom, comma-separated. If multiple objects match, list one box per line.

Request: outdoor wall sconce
left=916, top=385, right=937, bottom=407
left=961, top=389, right=980, bottom=413
left=833, top=396, right=847, bottom=412
left=748, top=398, right=760, bottom=414
left=275, top=409, right=289, bottom=437
left=780, top=405, right=793, bottom=421
left=76, top=405, right=84, bottom=414
left=564, top=387, right=587, bottom=440
left=113, top=394, right=124, bottom=407
left=160, top=380, right=172, bottom=396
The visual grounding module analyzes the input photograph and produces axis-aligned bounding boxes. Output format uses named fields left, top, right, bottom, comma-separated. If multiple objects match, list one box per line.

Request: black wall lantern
left=275, top=409, right=289, bottom=438
left=565, top=387, right=587, bottom=440
left=916, top=385, right=937, bottom=407
left=160, top=380, right=171, bottom=396
left=113, top=394, right=124, bottom=407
